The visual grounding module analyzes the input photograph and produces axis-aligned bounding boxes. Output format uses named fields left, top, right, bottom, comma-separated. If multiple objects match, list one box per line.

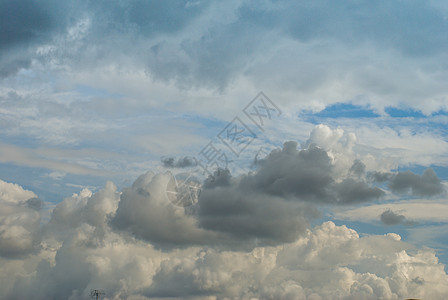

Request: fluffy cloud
left=380, top=209, right=407, bottom=226
left=371, top=168, right=445, bottom=197
left=0, top=180, right=41, bottom=257
left=246, top=140, right=384, bottom=204
left=389, top=168, right=445, bottom=197
left=112, top=137, right=391, bottom=250
left=380, top=209, right=418, bottom=226
left=111, top=172, right=217, bottom=249
left=1, top=171, right=448, bottom=299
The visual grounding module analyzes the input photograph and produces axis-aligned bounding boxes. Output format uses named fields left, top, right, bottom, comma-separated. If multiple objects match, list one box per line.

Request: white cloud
left=1, top=176, right=448, bottom=299
left=0, top=143, right=111, bottom=176
left=0, top=179, right=36, bottom=204
left=0, top=180, right=41, bottom=258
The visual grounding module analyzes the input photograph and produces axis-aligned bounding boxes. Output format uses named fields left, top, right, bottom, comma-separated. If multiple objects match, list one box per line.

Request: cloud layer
left=2, top=176, right=447, bottom=299
left=1, top=132, right=447, bottom=299
left=2, top=2, right=448, bottom=298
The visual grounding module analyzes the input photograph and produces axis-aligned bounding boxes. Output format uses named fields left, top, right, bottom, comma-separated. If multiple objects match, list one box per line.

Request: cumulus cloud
left=381, top=209, right=406, bottom=225
left=380, top=209, right=418, bottom=226
left=389, top=168, right=445, bottom=197
left=112, top=136, right=391, bottom=250
left=111, top=127, right=447, bottom=251
left=111, top=172, right=218, bottom=249
left=1, top=175, right=448, bottom=299
left=350, top=159, right=366, bottom=177
left=369, top=168, right=445, bottom=197
left=0, top=180, right=41, bottom=257
left=244, top=140, right=384, bottom=204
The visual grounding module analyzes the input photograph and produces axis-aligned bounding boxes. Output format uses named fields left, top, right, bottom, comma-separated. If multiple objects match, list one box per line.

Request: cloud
left=380, top=209, right=406, bottom=225
left=380, top=209, right=417, bottom=226
left=2, top=0, right=448, bottom=113
left=244, top=140, right=384, bottom=204
left=369, top=168, right=445, bottom=198
left=0, top=0, right=53, bottom=50
left=334, top=199, right=448, bottom=224
left=0, top=143, right=112, bottom=176
left=389, top=168, right=445, bottom=197
left=0, top=180, right=41, bottom=258
left=111, top=172, right=218, bottom=249
left=350, top=159, right=366, bottom=177
left=112, top=137, right=391, bottom=250
left=161, top=156, right=197, bottom=168
left=197, top=180, right=312, bottom=247
left=1, top=177, right=448, bottom=299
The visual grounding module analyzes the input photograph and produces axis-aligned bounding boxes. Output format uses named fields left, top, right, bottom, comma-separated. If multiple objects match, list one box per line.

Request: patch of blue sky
left=300, top=103, right=448, bottom=143
left=300, top=103, right=380, bottom=123
left=0, top=163, right=105, bottom=203
left=385, top=106, right=448, bottom=118
left=385, top=106, right=427, bottom=118
left=301, top=102, right=447, bottom=123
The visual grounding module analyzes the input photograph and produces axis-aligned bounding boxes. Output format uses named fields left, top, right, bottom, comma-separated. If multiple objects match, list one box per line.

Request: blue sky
left=1, top=1, right=448, bottom=299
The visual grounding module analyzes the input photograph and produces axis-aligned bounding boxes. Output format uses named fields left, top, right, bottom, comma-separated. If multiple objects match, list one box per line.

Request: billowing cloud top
left=1, top=136, right=447, bottom=299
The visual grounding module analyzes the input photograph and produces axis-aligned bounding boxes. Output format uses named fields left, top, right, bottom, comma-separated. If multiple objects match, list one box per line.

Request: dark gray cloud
left=110, top=171, right=312, bottom=250
left=380, top=209, right=406, bottom=225
left=161, top=156, right=197, bottom=168
left=369, top=168, right=445, bottom=197
left=389, top=168, right=444, bottom=197
left=350, top=159, right=366, bottom=177
left=0, top=0, right=53, bottom=50
left=0, top=55, right=31, bottom=78
left=198, top=184, right=312, bottom=246
left=0, top=0, right=72, bottom=77
left=243, top=142, right=384, bottom=204
left=369, top=171, right=392, bottom=182
left=111, top=172, right=218, bottom=249
left=25, top=197, right=43, bottom=210
left=203, top=168, right=232, bottom=189
left=111, top=142, right=387, bottom=250
left=2, top=0, right=447, bottom=89
left=380, top=209, right=417, bottom=226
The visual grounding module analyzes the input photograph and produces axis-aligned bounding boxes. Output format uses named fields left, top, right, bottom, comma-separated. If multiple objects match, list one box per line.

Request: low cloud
left=1, top=175, right=447, bottom=299
left=380, top=209, right=418, bottom=226
left=161, top=156, right=197, bottom=168
left=0, top=128, right=447, bottom=298
left=244, top=141, right=384, bottom=204
left=370, top=168, right=445, bottom=197
left=389, top=168, right=445, bottom=197
left=0, top=180, right=41, bottom=258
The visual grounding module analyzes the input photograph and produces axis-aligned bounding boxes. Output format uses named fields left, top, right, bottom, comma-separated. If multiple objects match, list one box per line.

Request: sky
left=1, top=0, right=448, bottom=299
